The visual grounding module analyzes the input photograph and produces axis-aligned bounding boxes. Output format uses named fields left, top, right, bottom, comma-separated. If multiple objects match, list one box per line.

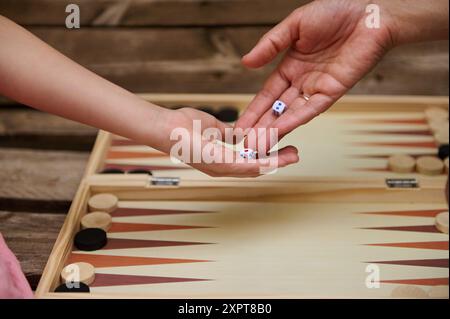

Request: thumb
left=242, top=9, right=301, bottom=68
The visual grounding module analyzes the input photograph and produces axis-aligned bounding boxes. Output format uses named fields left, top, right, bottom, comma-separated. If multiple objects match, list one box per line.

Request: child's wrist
left=139, top=105, right=177, bottom=153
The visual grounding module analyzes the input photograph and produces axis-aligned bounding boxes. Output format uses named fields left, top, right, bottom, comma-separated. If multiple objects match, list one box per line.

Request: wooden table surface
left=0, top=106, right=97, bottom=289
left=0, top=0, right=448, bottom=290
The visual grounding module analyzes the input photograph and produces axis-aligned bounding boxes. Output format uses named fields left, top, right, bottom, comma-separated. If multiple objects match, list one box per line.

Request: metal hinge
left=386, top=178, right=419, bottom=189
left=150, top=176, right=180, bottom=186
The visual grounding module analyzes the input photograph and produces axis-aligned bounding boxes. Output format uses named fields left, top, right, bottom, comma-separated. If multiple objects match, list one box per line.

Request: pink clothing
left=0, top=233, right=34, bottom=298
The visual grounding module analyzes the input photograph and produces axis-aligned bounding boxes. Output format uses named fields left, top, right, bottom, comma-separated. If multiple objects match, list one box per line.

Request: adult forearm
left=380, top=0, right=449, bottom=45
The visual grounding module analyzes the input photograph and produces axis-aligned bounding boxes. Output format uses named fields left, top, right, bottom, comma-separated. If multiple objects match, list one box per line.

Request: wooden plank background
left=1, top=0, right=448, bottom=95
left=0, top=0, right=448, bottom=290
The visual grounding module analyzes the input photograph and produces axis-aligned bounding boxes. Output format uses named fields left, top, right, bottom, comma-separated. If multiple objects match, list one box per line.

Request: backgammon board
left=36, top=94, right=449, bottom=298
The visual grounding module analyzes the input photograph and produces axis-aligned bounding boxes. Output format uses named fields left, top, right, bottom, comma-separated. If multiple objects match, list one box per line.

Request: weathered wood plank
left=0, top=0, right=306, bottom=26
left=0, top=149, right=88, bottom=202
left=27, top=27, right=449, bottom=95
left=0, top=108, right=97, bottom=151
left=351, top=40, right=449, bottom=96
left=0, top=108, right=97, bottom=136
left=0, top=211, right=66, bottom=289
left=31, top=27, right=239, bottom=64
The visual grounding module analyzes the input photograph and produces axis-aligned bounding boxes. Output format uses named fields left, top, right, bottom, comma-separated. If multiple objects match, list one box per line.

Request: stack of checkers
left=425, top=107, right=449, bottom=146
left=54, top=193, right=118, bottom=293
left=388, top=106, right=449, bottom=176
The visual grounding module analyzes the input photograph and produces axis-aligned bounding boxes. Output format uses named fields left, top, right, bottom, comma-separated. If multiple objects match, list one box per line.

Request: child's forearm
left=0, top=15, right=171, bottom=148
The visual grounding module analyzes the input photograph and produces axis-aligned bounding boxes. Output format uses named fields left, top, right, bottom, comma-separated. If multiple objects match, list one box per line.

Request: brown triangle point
left=366, top=241, right=448, bottom=250
left=354, top=141, right=436, bottom=148
left=73, top=238, right=214, bottom=251
left=109, top=222, right=211, bottom=233
left=348, top=129, right=432, bottom=136
left=362, top=225, right=440, bottom=233
left=349, top=153, right=435, bottom=159
left=111, top=207, right=214, bottom=217
left=91, top=273, right=210, bottom=287
left=67, top=253, right=210, bottom=268
left=366, top=258, right=448, bottom=268
left=381, top=277, right=449, bottom=286
left=351, top=119, right=428, bottom=125
left=361, top=209, right=447, bottom=218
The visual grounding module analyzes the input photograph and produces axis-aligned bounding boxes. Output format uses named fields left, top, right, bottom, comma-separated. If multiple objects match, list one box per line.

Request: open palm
left=166, top=107, right=299, bottom=177
left=236, top=0, right=395, bottom=150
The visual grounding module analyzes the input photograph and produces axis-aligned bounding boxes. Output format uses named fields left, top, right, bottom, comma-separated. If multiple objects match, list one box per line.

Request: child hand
left=160, top=108, right=299, bottom=177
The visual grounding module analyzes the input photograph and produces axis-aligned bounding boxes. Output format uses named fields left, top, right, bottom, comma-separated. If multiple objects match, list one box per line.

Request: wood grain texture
left=0, top=108, right=91, bottom=288
left=0, top=109, right=97, bottom=136
left=0, top=148, right=88, bottom=201
left=0, top=108, right=97, bottom=150
left=354, top=41, right=450, bottom=96
left=27, top=27, right=449, bottom=95
left=0, top=0, right=306, bottom=26
left=0, top=211, right=66, bottom=289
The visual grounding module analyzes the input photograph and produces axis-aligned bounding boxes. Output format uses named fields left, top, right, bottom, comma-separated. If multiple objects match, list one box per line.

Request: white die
left=240, top=148, right=257, bottom=159
left=272, top=100, right=286, bottom=116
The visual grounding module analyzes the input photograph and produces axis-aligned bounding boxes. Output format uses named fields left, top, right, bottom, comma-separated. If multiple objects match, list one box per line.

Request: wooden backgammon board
left=36, top=94, right=449, bottom=298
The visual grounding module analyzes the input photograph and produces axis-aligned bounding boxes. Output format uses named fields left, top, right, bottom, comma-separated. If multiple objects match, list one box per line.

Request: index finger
left=251, top=93, right=334, bottom=154
left=273, top=93, right=335, bottom=137
left=234, top=69, right=289, bottom=133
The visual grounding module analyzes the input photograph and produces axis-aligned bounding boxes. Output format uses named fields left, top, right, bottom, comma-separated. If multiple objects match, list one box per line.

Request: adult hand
left=236, top=0, right=395, bottom=150
left=165, top=108, right=299, bottom=177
